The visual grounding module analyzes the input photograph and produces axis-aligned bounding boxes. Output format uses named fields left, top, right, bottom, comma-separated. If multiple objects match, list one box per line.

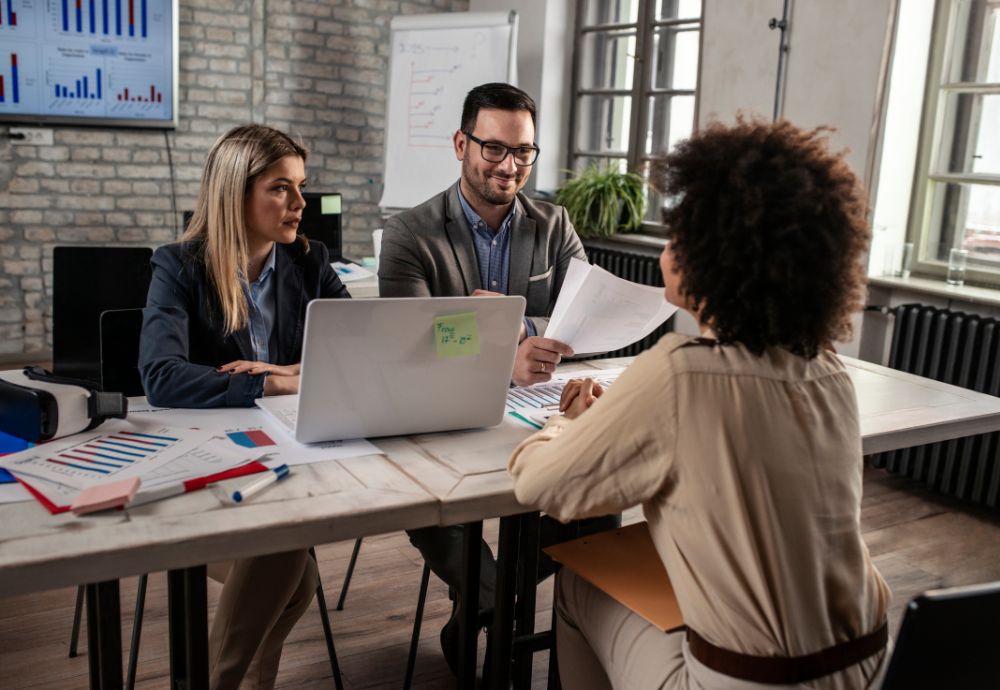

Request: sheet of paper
left=544, top=258, right=678, bottom=354
left=331, top=261, right=375, bottom=283
left=0, top=482, right=31, bottom=504
left=128, top=401, right=384, bottom=467
left=434, top=311, right=480, bottom=358
left=0, top=422, right=251, bottom=496
left=505, top=368, right=625, bottom=429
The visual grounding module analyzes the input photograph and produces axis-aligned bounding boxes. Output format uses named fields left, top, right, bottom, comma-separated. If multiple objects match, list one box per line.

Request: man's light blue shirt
left=457, top=186, right=537, bottom=337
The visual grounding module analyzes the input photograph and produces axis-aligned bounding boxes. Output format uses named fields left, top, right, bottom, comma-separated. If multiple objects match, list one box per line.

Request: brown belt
left=686, top=622, right=888, bottom=685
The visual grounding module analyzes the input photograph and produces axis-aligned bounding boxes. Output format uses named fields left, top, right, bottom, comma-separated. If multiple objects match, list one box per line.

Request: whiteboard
left=380, top=12, right=518, bottom=211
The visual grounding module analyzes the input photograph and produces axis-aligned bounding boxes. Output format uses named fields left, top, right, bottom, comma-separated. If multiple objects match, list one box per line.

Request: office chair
left=335, top=537, right=432, bottom=689
left=68, top=308, right=347, bottom=689
left=52, top=246, right=153, bottom=384
left=881, top=581, right=1000, bottom=689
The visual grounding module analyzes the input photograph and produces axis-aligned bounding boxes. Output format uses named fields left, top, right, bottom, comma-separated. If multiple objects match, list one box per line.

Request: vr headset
left=0, top=367, right=128, bottom=443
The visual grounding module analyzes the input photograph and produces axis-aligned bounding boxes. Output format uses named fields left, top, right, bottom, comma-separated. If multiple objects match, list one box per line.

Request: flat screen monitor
left=301, top=192, right=343, bottom=261
left=184, top=192, right=343, bottom=262
left=0, top=0, right=178, bottom=128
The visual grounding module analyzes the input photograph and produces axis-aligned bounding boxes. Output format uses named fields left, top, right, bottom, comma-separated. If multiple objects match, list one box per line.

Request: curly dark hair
left=649, top=119, right=870, bottom=358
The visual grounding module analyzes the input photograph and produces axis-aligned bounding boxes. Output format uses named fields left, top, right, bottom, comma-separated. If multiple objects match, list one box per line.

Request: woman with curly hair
left=508, top=119, right=890, bottom=689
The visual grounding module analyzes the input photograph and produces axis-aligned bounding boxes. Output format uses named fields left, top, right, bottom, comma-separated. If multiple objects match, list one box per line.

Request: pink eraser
left=71, top=477, right=142, bottom=515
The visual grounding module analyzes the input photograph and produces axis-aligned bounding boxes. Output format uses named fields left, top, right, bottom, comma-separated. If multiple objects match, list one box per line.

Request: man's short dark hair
left=650, top=118, right=870, bottom=359
left=461, top=83, right=537, bottom=133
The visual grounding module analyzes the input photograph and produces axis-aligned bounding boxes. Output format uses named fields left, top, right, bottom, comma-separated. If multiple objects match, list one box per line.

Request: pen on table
left=509, top=410, right=543, bottom=430
left=232, top=464, right=290, bottom=504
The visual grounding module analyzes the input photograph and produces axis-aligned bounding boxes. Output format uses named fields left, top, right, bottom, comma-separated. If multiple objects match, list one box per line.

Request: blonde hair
left=183, top=124, right=308, bottom=335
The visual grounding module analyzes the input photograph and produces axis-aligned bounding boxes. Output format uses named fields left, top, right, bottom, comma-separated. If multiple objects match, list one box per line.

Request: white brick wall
left=0, top=0, right=469, bottom=356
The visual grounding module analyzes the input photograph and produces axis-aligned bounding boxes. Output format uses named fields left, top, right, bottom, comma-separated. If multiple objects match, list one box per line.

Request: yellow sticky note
left=321, top=194, right=342, bottom=215
left=434, top=312, right=480, bottom=358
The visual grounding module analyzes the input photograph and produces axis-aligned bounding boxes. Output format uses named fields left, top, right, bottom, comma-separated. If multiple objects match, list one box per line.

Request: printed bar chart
left=226, top=430, right=277, bottom=449
left=44, top=430, right=178, bottom=478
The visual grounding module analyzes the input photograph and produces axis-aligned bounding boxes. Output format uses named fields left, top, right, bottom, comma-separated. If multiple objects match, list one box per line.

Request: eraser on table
left=71, top=477, right=141, bottom=515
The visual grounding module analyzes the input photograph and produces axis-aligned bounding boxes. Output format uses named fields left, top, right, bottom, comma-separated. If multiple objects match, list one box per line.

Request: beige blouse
left=508, top=333, right=891, bottom=689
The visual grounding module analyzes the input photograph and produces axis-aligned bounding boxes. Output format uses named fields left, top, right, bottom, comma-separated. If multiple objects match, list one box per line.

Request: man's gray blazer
left=378, top=183, right=587, bottom=334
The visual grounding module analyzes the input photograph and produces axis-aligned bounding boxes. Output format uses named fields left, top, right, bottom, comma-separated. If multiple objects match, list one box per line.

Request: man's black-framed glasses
left=463, top=131, right=540, bottom=167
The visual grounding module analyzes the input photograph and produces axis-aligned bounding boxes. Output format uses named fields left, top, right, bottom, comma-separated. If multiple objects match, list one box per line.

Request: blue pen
left=232, top=464, right=290, bottom=503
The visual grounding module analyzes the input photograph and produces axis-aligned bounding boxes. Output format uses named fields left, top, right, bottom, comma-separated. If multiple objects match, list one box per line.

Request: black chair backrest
left=99, top=308, right=146, bottom=397
left=881, top=581, right=1000, bottom=689
left=53, top=246, right=152, bottom=385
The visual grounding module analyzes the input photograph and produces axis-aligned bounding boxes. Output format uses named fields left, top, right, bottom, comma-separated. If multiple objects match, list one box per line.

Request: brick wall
left=0, top=0, right=468, bottom=359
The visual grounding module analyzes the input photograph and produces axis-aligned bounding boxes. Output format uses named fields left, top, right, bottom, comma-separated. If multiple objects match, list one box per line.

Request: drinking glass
left=946, top=248, right=969, bottom=287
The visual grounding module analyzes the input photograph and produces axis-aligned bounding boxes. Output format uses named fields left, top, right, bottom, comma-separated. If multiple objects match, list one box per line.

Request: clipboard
left=544, top=521, right=684, bottom=632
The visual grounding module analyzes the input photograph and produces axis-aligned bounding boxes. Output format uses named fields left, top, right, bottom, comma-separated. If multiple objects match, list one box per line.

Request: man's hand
left=558, top=378, right=603, bottom=419
left=472, top=289, right=528, bottom=341
left=511, top=336, right=574, bottom=387
left=217, top=361, right=301, bottom=376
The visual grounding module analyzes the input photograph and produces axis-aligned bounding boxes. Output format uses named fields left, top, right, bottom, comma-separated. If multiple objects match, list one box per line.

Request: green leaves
left=554, top=162, right=648, bottom=239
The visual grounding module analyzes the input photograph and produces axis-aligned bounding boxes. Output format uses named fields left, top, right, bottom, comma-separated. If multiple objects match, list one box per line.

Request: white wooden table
left=0, top=439, right=438, bottom=690
left=3, top=354, right=1000, bottom=689
left=381, top=354, right=1000, bottom=688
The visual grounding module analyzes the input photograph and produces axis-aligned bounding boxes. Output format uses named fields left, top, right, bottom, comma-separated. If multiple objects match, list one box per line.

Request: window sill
left=868, top=275, right=1000, bottom=309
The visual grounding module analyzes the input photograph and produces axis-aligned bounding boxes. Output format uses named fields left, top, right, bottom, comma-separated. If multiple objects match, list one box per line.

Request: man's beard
left=463, top=161, right=521, bottom=206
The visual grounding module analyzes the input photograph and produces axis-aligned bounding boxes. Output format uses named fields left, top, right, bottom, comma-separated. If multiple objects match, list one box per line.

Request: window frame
left=566, top=0, right=703, bottom=237
left=908, top=0, right=1000, bottom=285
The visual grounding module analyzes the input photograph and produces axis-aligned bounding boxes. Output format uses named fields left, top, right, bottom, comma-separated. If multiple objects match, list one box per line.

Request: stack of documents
left=545, top=258, right=678, bottom=354
left=0, top=421, right=258, bottom=512
left=506, top=368, right=625, bottom=429
left=0, top=401, right=383, bottom=513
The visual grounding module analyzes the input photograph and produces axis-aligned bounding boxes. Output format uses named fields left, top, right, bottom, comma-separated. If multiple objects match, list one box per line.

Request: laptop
left=256, top=296, right=525, bottom=443
left=880, top=581, right=1000, bottom=689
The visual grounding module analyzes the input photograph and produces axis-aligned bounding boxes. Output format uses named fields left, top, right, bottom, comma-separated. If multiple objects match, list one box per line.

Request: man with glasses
left=380, top=82, right=617, bottom=676
left=379, top=81, right=584, bottom=388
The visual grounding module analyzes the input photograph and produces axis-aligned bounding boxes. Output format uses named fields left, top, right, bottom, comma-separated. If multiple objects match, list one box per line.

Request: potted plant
left=554, top=162, right=648, bottom=238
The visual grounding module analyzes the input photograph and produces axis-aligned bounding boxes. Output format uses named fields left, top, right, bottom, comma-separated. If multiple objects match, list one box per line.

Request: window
left=911, top=0, right=1000, bottom=281
left=567, top=0, right=702, bottom=234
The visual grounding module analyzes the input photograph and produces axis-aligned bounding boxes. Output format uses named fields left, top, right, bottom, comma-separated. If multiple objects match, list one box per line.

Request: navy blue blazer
left=139, top=239, right=349, bottom=408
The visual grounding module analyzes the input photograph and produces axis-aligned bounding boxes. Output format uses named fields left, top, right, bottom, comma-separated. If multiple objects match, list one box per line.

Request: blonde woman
left=139, top=124, right=349, bottom=689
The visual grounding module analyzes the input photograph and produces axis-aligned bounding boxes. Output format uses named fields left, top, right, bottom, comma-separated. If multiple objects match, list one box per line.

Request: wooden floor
left=3, top=465, right=1000, bottom=689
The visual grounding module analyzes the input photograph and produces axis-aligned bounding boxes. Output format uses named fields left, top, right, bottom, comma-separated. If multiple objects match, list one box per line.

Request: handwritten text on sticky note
left=434, top=312, right=480, bottom=358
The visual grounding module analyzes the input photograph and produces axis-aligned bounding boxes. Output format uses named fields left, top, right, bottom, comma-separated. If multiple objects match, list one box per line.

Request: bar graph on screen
left=57, top=0, right=146, bottom=37
left=0, top=0, right=18, bottom=26
left=1, top=0, right=173, bottom=126
left=0, top=53, right=19, bottom=104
